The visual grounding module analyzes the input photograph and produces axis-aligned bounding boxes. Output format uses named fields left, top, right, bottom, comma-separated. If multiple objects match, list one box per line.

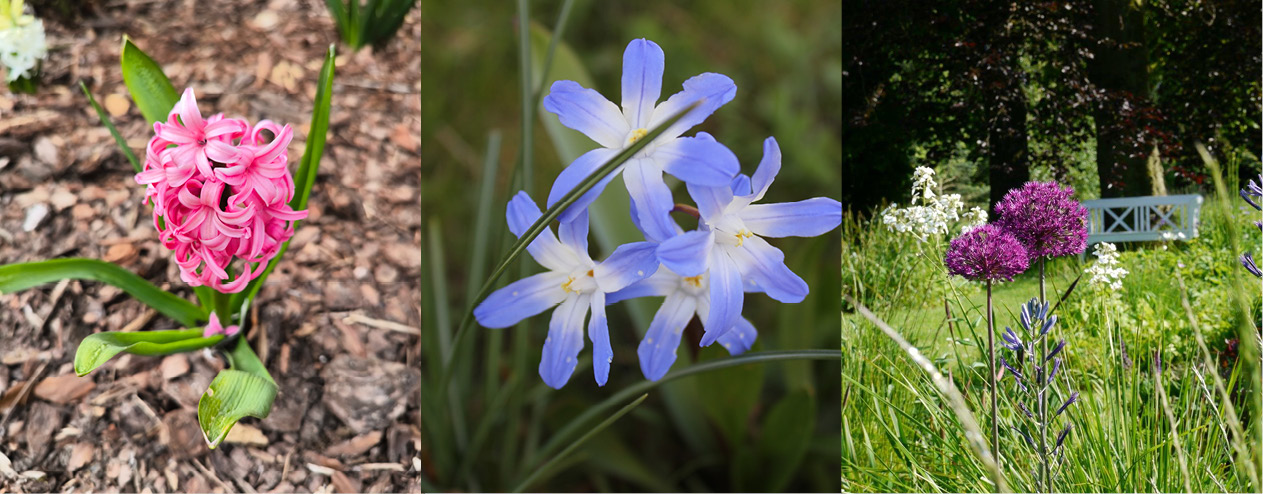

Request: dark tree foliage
left=1146, top=0, right=1262, bottom=185
left=844, top=0, right=1260, bottom=213
left=843, top=1, right=1098, bottom=214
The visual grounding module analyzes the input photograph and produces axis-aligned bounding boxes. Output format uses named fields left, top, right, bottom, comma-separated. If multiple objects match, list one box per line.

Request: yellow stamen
left=628, top=128, right=648, bottom=144
left=561, top=276, right=576, bottom=293
left=734, top=229, right=754, bottom=247
left=683, top=275, right=703, bottom=288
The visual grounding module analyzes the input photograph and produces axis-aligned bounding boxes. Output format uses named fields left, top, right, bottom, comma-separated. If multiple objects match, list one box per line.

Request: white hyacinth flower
left=0, top=0, right=45, bottom=83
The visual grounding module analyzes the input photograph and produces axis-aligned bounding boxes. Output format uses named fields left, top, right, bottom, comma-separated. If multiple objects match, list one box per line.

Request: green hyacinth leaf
left=120, top=36, right=179, bottom=125
left=231, top=43, right=336, bottom=313
left=0, top=258, right=204, bottom=327
left=198, top=338, right=277, bottom=449
left=74, top=328, right=219, bottom=377
left=80, top=81, right=141, bottom=173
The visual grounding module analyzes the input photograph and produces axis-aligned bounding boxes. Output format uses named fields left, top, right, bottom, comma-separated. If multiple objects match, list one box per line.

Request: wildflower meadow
left=844, top=1, right=1263, bottom=492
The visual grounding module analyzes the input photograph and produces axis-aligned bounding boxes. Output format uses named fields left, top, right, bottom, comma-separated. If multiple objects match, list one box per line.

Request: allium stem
left=987, top=280, right=1000, bottom=469
left=1038, top=257, right=1050, bottom=492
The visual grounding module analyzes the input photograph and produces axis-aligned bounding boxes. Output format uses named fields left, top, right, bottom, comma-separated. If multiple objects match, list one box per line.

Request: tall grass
left=842, top=185, right=1262, bottom=491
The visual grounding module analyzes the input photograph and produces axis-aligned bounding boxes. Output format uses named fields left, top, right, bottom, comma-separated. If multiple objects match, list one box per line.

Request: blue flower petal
left=474, top=272, right=569, bottom=328
left=620, top=39, right=664, bottom=129
left=733, top=236, right=808, bottom=303
left=539, top=295, right=589, bottom=389
left=730, top=174, right=752, bottom=197
left=607, top=266, right=678, bottom=303
left=594, top=241, right=660, bottom=292
left=716, top=317, right=758, bottom=355
left=543, top=80, right=629, bottom=149
left=506, top=191, right=577, bottom=272
left=656, top=230, right=714, bottom=277
left=749, top=137, right=781, bottom=201
left=686, top=183, right=733, bottom=224
left=588, top=292, right=612, bottom=386
left=741, top=197, right=842, bottom=238
left=649, top=73, right=737, bottom=141
left=701, top=251, right=744, bottom=347
left=638, top=293, right=697, bottom=381
left=654, top=136, right=739, bottom=187
left=558, top=209, right=590, bottom=259
left=623, top=159, right=681, bottom=242
left=547, top=147, right=623, bottom=223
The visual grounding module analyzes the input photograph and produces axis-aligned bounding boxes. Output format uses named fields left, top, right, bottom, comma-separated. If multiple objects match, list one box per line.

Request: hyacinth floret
left=995, top=181, right=1089, bottom=259
left=135, top=88, right=307, bottom=293
left=943, top=224, right=1030, bottom=282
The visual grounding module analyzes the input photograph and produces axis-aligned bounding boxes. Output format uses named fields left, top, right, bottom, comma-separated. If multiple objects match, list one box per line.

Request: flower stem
left=987, top=280, right=999, bottom=473
left=211, top=289, right=232, bottom=323
left=1038, top=258, right=1050, bottom=492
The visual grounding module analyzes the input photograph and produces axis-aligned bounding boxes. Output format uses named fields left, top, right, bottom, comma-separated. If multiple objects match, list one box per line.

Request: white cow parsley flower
left=1085, top=242, right=1127, bottom=291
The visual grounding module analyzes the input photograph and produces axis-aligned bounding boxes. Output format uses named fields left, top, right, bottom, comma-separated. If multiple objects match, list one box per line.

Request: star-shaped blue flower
left=615, top=137, right=841, bottom=379
left=474, top=191, right=659, bottom=389
left=543, top=38, right=739, bottom=243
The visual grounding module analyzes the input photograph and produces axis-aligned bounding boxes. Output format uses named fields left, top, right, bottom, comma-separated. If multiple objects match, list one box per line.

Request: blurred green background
left=421, top=0, right=841, bottom=491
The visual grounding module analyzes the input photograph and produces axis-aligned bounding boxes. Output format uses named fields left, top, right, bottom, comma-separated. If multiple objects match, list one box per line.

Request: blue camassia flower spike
left=614, top=136, right=842, bottom=380
left=474, top=191, right=659, bottom=389
left=542, top=38, right=740, bottom=243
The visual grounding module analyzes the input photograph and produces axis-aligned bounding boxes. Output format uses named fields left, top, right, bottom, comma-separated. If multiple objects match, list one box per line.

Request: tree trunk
left=1090, top=0, right=1152, bottom=198
left=988, top=82, right=1030, bottom=211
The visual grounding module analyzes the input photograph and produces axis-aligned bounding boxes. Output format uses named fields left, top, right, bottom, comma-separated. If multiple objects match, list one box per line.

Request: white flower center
left=561, top=268, right=597, bottom=294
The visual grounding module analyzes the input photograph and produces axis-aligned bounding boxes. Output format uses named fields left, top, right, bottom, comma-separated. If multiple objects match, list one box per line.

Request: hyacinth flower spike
left=542, top=38, right=740, bottom=242
left=474, top=192, right=659, bottom=389
left=135, top=88, right=306, bottom=293
left=654, top=136, right=842, bottom=345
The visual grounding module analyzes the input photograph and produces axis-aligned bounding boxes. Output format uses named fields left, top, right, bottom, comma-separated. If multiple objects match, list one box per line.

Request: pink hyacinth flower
left=135, top=87, right=307, bottom=294
left=202, top=313, right=240, bottom=338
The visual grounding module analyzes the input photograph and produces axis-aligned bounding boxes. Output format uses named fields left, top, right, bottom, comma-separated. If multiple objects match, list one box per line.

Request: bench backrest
left=1081, top=194, right=1203, bottom=244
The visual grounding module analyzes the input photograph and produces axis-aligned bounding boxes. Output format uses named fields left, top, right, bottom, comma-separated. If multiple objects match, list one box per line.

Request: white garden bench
left=1081, top=194, right=1203, bottom=246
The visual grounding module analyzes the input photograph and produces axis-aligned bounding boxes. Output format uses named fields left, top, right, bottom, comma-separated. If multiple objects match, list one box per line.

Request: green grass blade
left=198, top=338, right=277, bottom=448
left=74, top=328, right=219, bottom=376
left=511, top=394, right=650, bottom=493
left=80, top=81, right=141, bottom=173
left=528, top=349, right=840, bottom=473
left=0, top=258, right=204, bottom=327
left=120, top=36, right=179, bottom=125
left=231, top=44, right=336, bottom=312
left=517, top=0, right=534, bottom=197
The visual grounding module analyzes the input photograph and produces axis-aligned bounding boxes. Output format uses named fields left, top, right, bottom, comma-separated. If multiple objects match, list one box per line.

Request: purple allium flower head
left=995, top=181, right=1089, bottom=259
left=944, top=224, right=1030, bottom=282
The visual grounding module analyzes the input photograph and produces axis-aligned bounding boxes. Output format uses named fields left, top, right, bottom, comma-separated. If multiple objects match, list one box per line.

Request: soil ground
left=0, top=0, right=421, bottom=492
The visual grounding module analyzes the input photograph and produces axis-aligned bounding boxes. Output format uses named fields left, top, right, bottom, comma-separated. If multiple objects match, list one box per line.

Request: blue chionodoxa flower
left=542, top=38, right=740, bottom=243
left=611, top=136, right=842, bottom=380
left=473, top=191, right=659, bottom=389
